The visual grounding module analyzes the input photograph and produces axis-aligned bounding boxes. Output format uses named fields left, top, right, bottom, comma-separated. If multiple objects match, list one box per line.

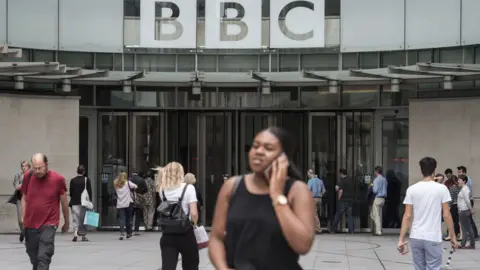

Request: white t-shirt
left=161, top=183, right=197, bottom=215
left=115, top=181, right=137, bottom=208
left=403, top=181, right=451, bottom=243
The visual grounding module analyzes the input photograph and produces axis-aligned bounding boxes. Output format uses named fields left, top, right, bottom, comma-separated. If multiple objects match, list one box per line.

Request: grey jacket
left=13, top=172, right=23, bottom=189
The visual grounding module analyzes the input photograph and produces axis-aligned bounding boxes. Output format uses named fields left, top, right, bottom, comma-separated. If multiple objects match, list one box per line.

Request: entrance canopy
left=1, top=48, right=480, bottom=93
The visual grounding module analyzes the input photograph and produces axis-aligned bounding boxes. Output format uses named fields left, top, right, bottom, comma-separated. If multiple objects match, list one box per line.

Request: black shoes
left=19, top=232, right=24, bottom=243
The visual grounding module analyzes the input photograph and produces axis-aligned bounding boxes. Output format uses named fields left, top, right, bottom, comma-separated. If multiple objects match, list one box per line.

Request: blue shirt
left=373, top=175, right=388, bottom=198
left=307, top=177, right=325, bottom=198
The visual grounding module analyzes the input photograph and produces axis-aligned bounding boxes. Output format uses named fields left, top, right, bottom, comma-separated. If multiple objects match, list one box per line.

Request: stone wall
left=0, top=94, right=79, bottom=233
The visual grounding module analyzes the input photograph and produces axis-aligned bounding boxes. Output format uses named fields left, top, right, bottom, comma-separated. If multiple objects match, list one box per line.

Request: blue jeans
left=118, top=203, right=133, bottom=235
left=330, top=200, right=354, bottom=233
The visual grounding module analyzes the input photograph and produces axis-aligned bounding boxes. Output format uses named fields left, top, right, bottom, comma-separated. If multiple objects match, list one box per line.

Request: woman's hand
left=269, top=153, right=289, bottom=199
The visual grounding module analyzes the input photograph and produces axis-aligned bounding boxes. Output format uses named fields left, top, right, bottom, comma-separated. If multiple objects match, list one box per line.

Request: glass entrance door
left=98, top=113, right=129, bottom=227
left=197, top=113, right=232, bottom=226
left=131, top=113, right=165, bottom=173
left=308, top=113, right=337, bottom=229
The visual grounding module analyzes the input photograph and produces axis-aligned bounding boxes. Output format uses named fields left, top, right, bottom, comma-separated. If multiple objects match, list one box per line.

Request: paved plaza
left=0, top=232, right=477, bottom=270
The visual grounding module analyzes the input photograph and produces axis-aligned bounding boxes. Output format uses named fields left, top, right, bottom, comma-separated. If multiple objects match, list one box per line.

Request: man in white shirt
left=398, top=157, right=458, bottom=270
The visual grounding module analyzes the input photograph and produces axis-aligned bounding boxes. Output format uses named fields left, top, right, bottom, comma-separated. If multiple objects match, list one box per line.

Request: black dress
left=225, top=176, right=302, bottom=270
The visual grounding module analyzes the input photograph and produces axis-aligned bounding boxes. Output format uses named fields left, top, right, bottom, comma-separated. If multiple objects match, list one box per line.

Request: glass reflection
left=382, top=119, right=409, bottom=229
left=99, top=114, right=128, bottom=227
left=134, top=115, right=161, bottom=173
left=345, top=112, right=373, bottom=229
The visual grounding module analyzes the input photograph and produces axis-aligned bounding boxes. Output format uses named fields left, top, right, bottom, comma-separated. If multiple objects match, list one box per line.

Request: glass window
left=157, top=87, right=177, bottom=108
left=300, top=87, right=339, bottom=108
left=359, top=52, right=378, bottom=69
left=133, top=114, right=162, bottom=172
left=260, top=87, right=299, bottom=108
left=124, top=54, right=135, bottom=71
left=218, top=88, right=259, bottom=108
left=326, top=0, right=340, bottom=16
left=464, top=46, right=474, bottom=64
left=381, top=87, right=415, bottom=106
left=58, top=52, right=93, bottom=69
left=301, top=54, right=338, bottom=71
left=382, top=118, right=409, bottom=228
left=96, top=53, right=113, bottom=70
left=124, top=0, right=140, bottom=17
left=74, top=85, right=94, bottom=106
left=114, top=54, right=123, bottom=71
left=135, top=91, right=158, bottom=107
left=259, top=54, right=279, bottom=72
left=177, top=54, right=195, bottom=72
left=99, top=113, right=128, bottom=226
left=417, top=49, right=433, bottom=63
left=345, top=112, right=374, bottom=228
left=218, top=55, right=258, bottom=72
left=197, top=55, right=217, bottom=72
left=198, top=0, right=206, bottom=18
left=439, top=47, right=463, bottom=63
left=136, top=54, right=175, bottom=71
left=262, top=0, right=270, bottom=17
left=96, top=86, right=134, bottom=107
left=177, top=87, right=218, bottom=108
left=279, top=54, right=299, bottom=71
left=407, top=50, right=417, bottom=65
left=33, top=50, right=55, bottom=62
left=380, top=51, right=406, bottom=67
left=342, top=53, right=358, bottom=70
left=342, top=86, right=378, bottom=107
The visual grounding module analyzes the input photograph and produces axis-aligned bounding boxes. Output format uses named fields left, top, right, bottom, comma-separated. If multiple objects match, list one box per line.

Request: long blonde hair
left=157, top=162, right=184, bottom=191
left=114, top=172, right=128, bottom=188
left=154, top=166, right=164, bottom=192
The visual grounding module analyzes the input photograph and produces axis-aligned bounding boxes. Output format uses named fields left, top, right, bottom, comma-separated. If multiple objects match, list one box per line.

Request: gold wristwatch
left=272, top=194, right=288, bottom=206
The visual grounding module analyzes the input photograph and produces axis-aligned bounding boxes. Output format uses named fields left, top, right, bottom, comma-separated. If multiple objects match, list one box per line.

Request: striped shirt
left=449, top=185, right=461, bottom=205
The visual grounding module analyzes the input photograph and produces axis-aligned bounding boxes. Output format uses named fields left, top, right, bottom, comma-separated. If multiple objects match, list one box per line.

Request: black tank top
left=225, top=176, right=302, bottom=270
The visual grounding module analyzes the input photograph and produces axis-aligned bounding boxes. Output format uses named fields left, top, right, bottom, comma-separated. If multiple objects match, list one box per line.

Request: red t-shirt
left=20, top=170, right=67, bottom=229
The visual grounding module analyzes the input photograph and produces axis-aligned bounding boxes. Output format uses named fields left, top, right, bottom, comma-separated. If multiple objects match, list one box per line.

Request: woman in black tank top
left=208, top=127, right=316, bottom=270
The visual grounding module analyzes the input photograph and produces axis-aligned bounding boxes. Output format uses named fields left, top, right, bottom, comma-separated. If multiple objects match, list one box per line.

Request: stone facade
left=409, top=98, right=480, bottom=224
left=0, top=94, right=79, bottom=233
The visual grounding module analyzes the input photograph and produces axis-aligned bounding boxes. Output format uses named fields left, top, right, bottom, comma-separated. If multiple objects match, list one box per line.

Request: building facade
left=0, top=0, right=480, bottom=232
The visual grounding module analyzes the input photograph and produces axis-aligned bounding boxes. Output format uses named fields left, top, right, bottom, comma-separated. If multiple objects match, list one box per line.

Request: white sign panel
left=140, top=0, right=197, bottom=48
left=205, top=0, right=262, bottom=49
left=270, top=0, right=325, bottom=48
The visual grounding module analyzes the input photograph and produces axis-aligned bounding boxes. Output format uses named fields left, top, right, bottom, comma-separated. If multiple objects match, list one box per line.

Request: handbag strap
left=83, top=177, right=87, bottom=192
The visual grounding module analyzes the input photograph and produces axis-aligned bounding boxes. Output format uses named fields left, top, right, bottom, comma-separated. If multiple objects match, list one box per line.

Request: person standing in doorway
left=307, top=169, right=325, bottom=234
left=69, top=164, right=92, bottom=242
left=457, top=165, right=478, bottom=239
left=371, top=166, right=388, bottom=236
left=13, top=160, right=31, bottom=243
left=143, top=170, right=157, bottom=231
left=329, top=169, right=354, bottom=234
left=398, top=157, right=458, bottom=269
left=21, top=153, right=70, bottom=270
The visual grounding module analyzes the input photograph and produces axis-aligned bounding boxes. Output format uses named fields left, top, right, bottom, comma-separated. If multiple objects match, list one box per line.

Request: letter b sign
left=140, top=0, right=197, bottom=48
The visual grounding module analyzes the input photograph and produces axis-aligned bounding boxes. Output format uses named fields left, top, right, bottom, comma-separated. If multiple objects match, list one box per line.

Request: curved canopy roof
left=1, top=46, right=479, bottom=92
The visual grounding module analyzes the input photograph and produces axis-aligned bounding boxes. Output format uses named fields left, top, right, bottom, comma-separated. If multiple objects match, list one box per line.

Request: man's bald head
left=31, top=153, right=49, bottom=178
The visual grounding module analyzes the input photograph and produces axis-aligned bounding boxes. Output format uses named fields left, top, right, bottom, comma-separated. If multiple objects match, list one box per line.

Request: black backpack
left=157, top=184, right=192, bottom=234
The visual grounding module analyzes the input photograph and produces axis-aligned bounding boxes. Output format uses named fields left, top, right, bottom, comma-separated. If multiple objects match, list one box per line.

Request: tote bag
left=81, top=177, right=94, bottom=210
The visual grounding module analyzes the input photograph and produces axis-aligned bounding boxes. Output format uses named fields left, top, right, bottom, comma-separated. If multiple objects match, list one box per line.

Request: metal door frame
left=130, top=112, right=166, bottom=171
left=197, top=112, right=233, bottom=224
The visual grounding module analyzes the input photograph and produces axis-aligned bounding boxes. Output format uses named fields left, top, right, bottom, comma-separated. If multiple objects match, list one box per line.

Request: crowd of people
left=9, top=127, right=478, bottom=270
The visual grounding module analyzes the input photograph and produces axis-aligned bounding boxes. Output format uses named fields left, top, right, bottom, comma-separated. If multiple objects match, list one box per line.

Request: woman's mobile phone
left=264, top=152, right=286, bottom=180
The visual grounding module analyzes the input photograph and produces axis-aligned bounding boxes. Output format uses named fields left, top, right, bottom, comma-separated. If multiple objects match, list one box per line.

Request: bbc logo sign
left=140, top=0, right=325, bottom=49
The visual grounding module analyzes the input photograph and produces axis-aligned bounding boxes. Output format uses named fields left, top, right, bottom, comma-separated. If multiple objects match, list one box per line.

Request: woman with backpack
left=114, top=172, right=138, bottom=240
left=209, top=127, right=316, bottom=270
left=157, top=162, right=199, bottom=270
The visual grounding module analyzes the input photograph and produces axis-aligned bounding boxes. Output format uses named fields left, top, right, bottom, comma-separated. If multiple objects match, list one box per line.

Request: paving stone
left=0, top=233, right=478, bottom=269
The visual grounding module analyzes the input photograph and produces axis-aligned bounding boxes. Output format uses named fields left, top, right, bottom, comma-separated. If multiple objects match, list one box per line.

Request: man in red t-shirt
left=21, top=153, right=69, bottom=270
